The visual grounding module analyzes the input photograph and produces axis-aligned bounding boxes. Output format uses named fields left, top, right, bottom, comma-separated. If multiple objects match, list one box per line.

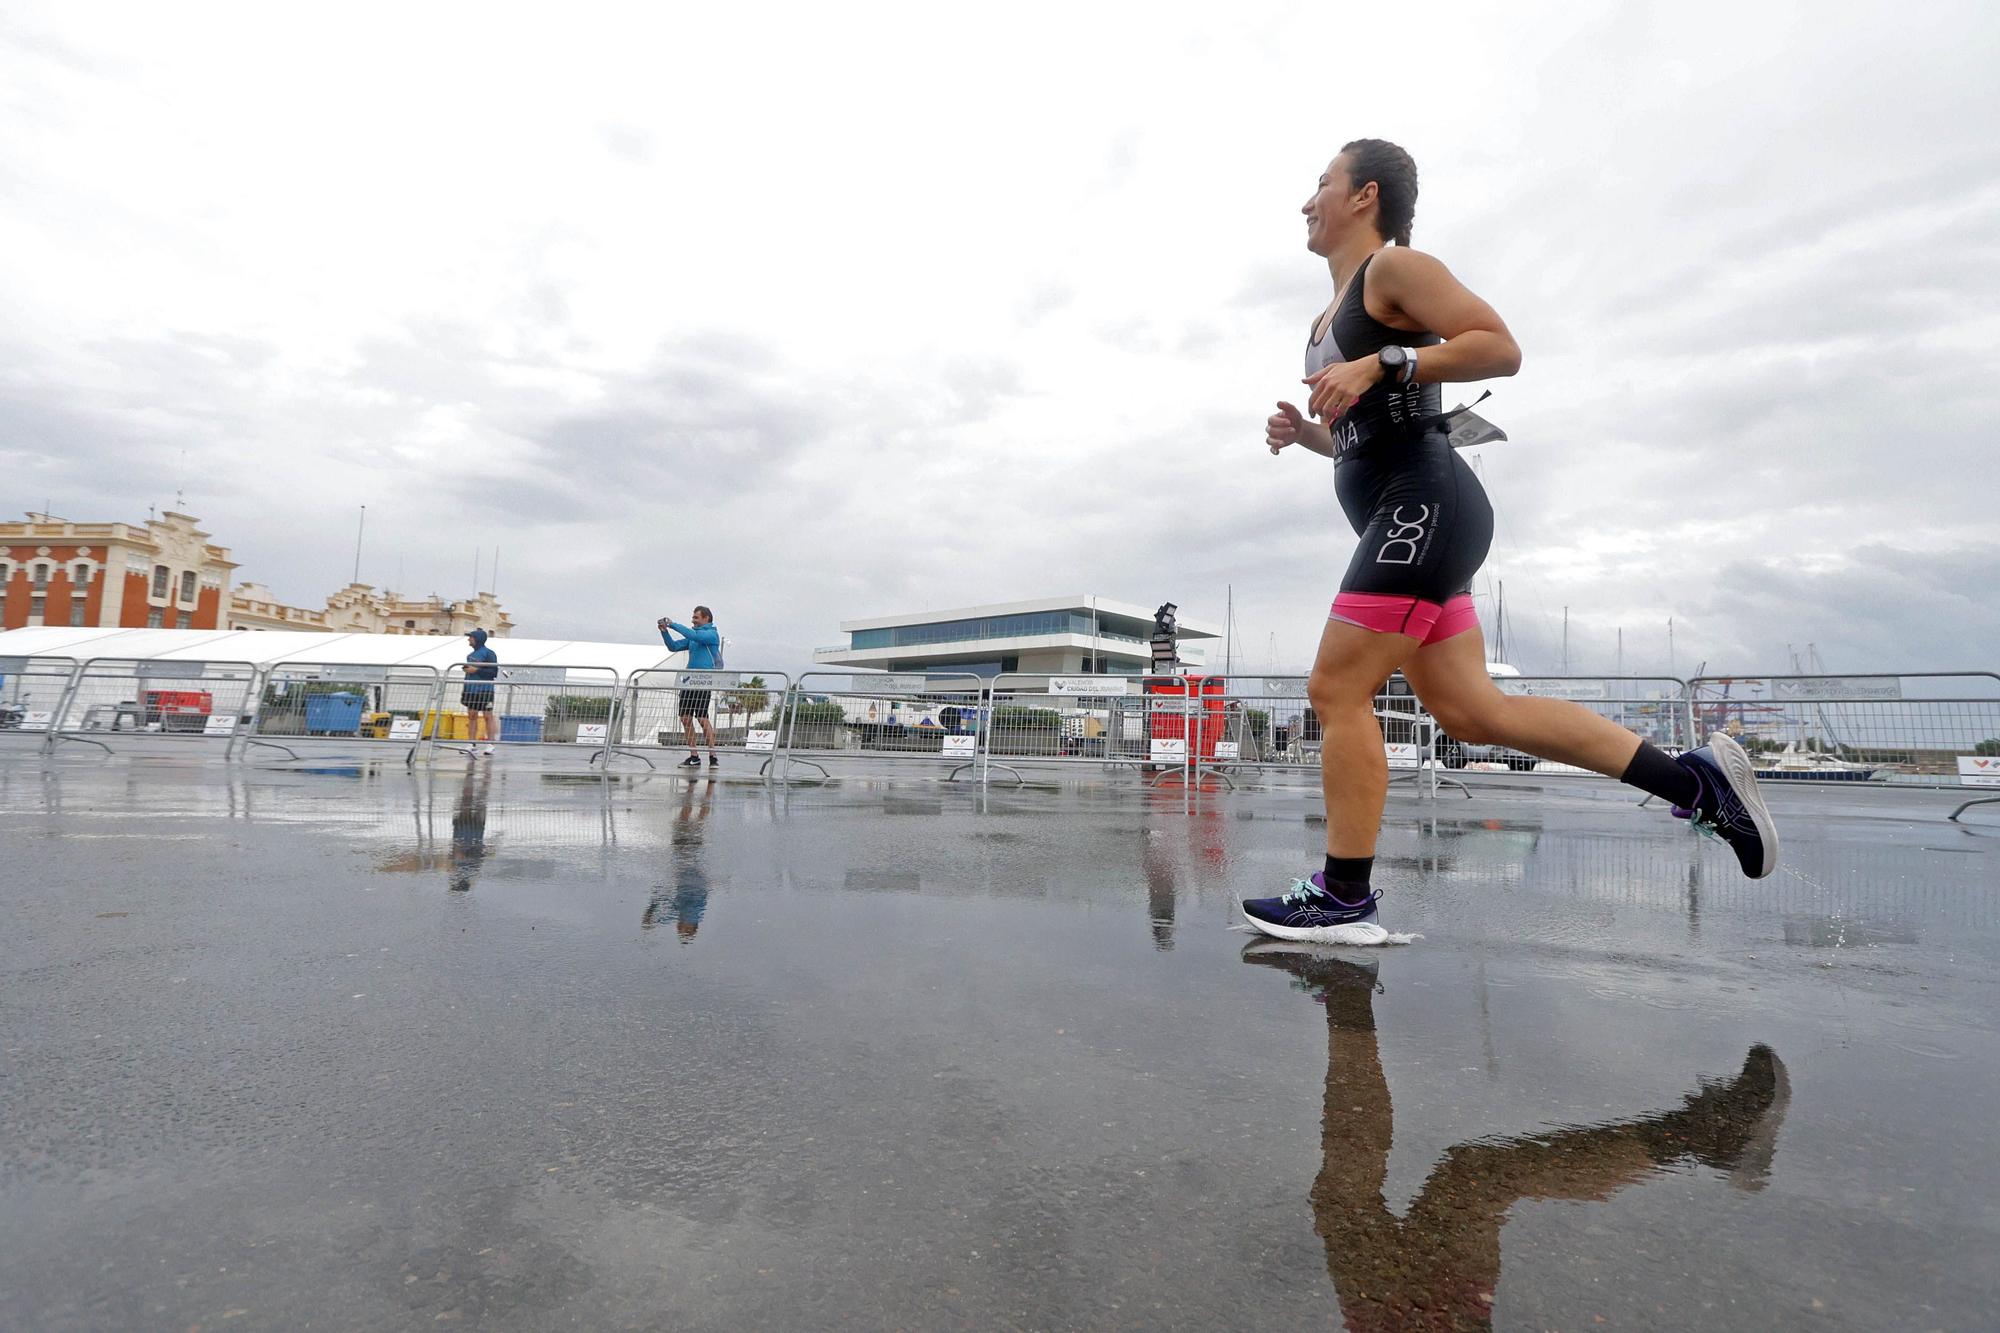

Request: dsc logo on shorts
left=1375, top=504, right=1432, bottom=566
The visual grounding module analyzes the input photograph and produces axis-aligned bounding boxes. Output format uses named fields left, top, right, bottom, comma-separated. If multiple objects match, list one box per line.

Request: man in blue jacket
left=657, top=605, right=723, bottom=769
left=463, top=628, right=499, bottom=756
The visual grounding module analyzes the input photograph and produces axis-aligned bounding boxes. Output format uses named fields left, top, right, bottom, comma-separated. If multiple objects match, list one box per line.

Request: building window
left=180, top=570, right=198, bottom=602
left=74, top=563, right=93, bottom=586
left=152, top=566, right=169, bottom=598
left=33, top=564, right=50, bottom=588
left=147, top=609, right=164, bottom=628
left=71, top=602, right=88, bottom=627
left=176, top=610, right=190, bottom=629
left=30, top=594, right=47, bottom=622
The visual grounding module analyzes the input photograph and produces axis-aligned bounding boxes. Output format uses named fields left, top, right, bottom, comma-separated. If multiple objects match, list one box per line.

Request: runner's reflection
left=1240, top=941, right=1789, bottom=1332
left=643, top=779, right=714, bottom=940
left=447, top=763, right=494, bottom=893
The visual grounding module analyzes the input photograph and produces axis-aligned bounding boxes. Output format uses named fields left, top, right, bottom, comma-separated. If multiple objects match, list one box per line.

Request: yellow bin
left=422, top=709, right=468, bottom=740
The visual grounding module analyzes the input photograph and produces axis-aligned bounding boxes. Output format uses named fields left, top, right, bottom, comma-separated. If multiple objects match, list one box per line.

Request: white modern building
left=813, top=595, right=1222, bottom=677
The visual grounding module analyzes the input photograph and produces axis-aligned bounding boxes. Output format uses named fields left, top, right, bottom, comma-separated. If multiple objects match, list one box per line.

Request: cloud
left=2, top=2, right=1996, bottom=680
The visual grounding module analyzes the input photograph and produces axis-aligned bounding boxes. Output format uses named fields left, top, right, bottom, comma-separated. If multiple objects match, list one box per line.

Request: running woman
left=1241, top=139, right=1777, bottom=944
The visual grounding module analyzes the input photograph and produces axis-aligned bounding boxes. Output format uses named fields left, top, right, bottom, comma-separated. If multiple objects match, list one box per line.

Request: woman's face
left=1301, top=154, right=1371, bottom=257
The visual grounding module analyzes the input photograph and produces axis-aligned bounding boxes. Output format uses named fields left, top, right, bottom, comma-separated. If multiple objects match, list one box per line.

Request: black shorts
left=1333, top=429, right=1494, bottom=606
left=461, top=686, right=495, bottom=712
left=676, top=689, right=712, bottom=718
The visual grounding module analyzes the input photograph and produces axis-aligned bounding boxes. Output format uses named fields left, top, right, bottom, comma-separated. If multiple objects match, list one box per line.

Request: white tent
left=0, top=626, right=683, bottom=680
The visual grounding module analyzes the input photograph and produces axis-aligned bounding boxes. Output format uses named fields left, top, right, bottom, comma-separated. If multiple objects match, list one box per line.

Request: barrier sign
left=203, top=715, right=237, bottom=736
left=575, top=723, right=609, bottom=745
left=1959, top=756, right=2000, bottom=787
left=1213, top=740, right=1241, bottom=760
left=1150, top=737, right=1187, bottom=762
left=1774, top=676, right=1903, bottom=701
left=502, top=666, right=568, bottom=685
left=1384, top=742, right=1421, bottom=769
left=1501, top=680, right=1608, bottom=699
left=746, top=728, right=777, bottom=752
left=943, top=734, right=977, bottom=756
left=20, top=710, right=51, bottom=732
left=0, top=656, right=25, bottom=673
left=678, top=671, right=739, bottom=690
left=1260, top=678, right=1309, bottom=697
left=390, top=718, right=423, bottom=741
left=141, top=662, right=208, bottom=679
left=1050, top=677, right=1128, bottom=696
left=871, top=674, right=927, bottom=694
left=317, top=666, right=387, bottom=683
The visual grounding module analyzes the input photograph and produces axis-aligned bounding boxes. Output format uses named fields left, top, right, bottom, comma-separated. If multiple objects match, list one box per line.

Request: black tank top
left=1304, top=253, right=1443, bottom=459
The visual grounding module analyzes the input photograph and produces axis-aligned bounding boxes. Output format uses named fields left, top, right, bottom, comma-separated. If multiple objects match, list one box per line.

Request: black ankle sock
left=1322, top=855, right=1374, bottom=903
left=1621, top=740, right=1701, bottom=808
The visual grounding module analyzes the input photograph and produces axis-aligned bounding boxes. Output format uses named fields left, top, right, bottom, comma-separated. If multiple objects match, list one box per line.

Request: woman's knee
left=1308, top=668, right=1385, bottom=717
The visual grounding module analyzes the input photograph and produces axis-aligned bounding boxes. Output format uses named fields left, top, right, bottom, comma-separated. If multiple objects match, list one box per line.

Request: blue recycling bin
left=304, top=692, right=364, bottom=735
left=499, top=714, right=543, bottom=743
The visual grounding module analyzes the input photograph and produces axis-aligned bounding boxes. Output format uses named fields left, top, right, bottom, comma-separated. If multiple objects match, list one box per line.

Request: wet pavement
left=3, top=757, right=1998, bottom=1331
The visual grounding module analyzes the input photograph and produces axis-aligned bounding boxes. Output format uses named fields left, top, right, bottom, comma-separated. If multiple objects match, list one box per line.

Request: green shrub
left=545, top=693, right=614, bottom=722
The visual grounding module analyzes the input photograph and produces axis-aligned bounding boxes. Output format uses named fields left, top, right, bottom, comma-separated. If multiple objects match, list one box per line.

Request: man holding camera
left=658, top=606, right=723, bottom=769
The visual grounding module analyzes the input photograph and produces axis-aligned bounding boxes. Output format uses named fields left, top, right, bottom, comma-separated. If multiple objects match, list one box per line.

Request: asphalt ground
left=3, top=755, right=1997, bottom=1330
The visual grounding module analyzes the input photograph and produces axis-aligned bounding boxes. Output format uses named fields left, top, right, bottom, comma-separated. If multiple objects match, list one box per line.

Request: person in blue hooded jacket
left=657, top=605, right=722, bottom=768
left=462, top=628, right=499, bottom=756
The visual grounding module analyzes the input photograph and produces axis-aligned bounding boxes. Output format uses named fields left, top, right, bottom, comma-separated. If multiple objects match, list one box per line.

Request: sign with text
left=677, top=671, right=740, bottom=690
left=943, top=734, right=977, bottom=756
left=574, top=723, right=608, bottom=745
left=1958, top=756, right=2000, bottom=788
left=746, top=728, right=777, bottom=752
left=139, top=661, right=208, bottom=679
left=868, top=674, right=929, bottom=695
left=1384, top=742, right=1421, bottom=769
left=20, top=710, right=51, bottom=732
left=498, top=666, right=567, bottom=685
left=202, top=715, right=237, bottom=736
left=1773, top=676, right=1903, bottom=701
left=1150, top=737, right=1187, bottom=763
left=389, top=718, right=424, bottom=742
left=1500, top=679, right=1608, bottom=700
left=0, top=656, right=27, bottom=674
left=1212, top=740, right=1241, bottom=761
left=1050, top=677, right=1127, bottom=696
left=1260, top=678, right=1309, bottom=697
left=316, top=665, right=386, bottom=683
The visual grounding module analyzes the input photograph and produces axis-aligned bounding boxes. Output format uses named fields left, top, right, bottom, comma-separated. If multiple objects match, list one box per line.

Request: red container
left=1147, top=676, right=1228, bottom=759
left=143, top=689, right=214, bottom=728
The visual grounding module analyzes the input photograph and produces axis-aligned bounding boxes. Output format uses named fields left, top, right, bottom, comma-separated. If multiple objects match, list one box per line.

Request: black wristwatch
left=1377, top=345, right=1416, bottom=385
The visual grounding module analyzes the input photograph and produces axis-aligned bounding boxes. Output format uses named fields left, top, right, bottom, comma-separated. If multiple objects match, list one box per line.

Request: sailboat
left=1753, top=742, right=1877, bottom=783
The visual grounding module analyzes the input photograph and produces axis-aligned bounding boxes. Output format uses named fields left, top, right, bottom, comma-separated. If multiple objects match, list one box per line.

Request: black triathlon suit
left=1308, top=252, right=1494, bottom=608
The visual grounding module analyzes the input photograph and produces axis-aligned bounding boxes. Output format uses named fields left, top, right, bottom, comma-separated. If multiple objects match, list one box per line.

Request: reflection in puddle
left=643, top=780, right=714, bottom=940
left=449, top=764, right=494, bottom=893
left=1241, top=941, right=1790, bottom=1331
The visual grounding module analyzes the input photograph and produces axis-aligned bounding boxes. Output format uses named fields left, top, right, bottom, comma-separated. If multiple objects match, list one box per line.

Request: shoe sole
left=1239, top=905, right=1384, bottom=944
left=1708, top=732, right=1779, bottom=878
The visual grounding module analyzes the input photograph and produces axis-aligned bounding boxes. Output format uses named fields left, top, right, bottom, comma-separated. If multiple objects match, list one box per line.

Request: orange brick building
left=0, top=511, right=235, bottom=631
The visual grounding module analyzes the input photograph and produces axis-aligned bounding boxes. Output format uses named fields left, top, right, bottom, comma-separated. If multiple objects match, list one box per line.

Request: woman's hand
left=1303, top=356, right=1387, bottom=423
left=1266, top=400, right=1335, bottom=457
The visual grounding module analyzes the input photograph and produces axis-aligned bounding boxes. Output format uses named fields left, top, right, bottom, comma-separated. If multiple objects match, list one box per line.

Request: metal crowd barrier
left=1438, top=675, right=1698, bottom=779
left=430, top=663, right=622, bottom=764
left=1688, top=672, right=2000, bottom=790
left=980, top=673, right=1206, bottom=786
left=782, top=671, right=990, bottom=782
left=48, top=656, right=261, bottom=756
left=608, top=668, right=792, bottom=773
left=239, top=661, right=444, bottom=767
left=0, top=654, right=81, bottom=751
left=1176, top=675, right=1455, bottom=796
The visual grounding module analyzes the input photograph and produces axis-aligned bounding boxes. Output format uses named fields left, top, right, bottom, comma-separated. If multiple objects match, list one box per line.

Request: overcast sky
left=4, top=2, right=1996, bottom=677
